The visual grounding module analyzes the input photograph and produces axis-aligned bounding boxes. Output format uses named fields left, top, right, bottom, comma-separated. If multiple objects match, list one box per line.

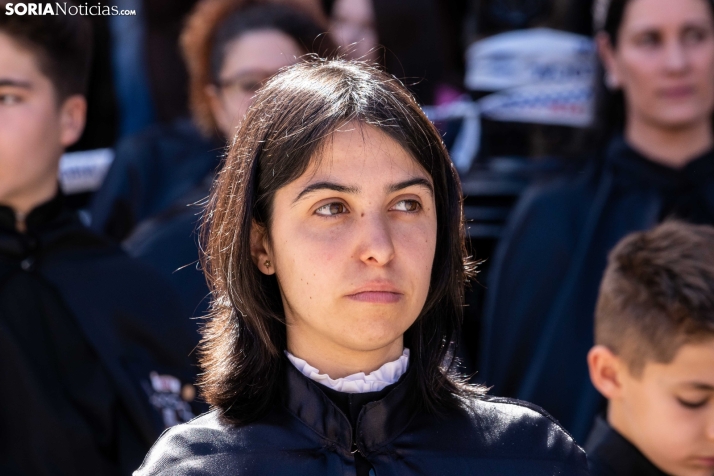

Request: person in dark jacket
left=480, top=0, right=714, bottom=442
left=585, top=222, right=714, bottom=476
left=134, top=60, right=589, bottom=476
left=102, top=0, right=333, bottom=320
left=0, top=5, right=199, bottom=475
left=90, top=0, right=329, bottom=243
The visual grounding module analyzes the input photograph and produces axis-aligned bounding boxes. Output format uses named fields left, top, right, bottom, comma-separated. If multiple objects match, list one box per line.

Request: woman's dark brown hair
left=200, top=58, right=479, bottom=424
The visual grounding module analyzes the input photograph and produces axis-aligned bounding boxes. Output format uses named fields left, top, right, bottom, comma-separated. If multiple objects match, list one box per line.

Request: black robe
left=134, top=360, right=589, bottom=475
left=90, top=118, right=221, bottom=241
left=479, top=136, right=714, bottom=442
left=123, top=175, right=213, bottom=322
left=585, top=416, right=667, bottom=476
left=0, top=193, right=200, bottom=475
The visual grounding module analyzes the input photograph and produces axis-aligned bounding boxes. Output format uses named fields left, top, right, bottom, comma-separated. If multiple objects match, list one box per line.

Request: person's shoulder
left=496, top=158, right=604, bottom=256
left=454, top=394, right=589, bottom=469
left=134, top=410, right=244, bottom=476
left=518, top=160, right=602, bottom=217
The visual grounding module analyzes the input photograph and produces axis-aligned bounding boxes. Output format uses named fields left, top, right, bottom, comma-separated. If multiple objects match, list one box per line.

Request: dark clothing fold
left=135, top=359, right=589, bottom=475
left=123, top=175, right=213, bottom=322
left=479, top=136, right=714, bottom=442
left=319, top=377, right=401, bottom=476
left=0, top=193, right=199, bottom=476
left=585, top=416, right=667, bottom=476
left=90, top=118, right=221, bottom=242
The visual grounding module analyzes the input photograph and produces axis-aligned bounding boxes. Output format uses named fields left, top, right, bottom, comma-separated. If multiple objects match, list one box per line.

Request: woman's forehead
left=299, top=125, right=431, bottom=185
left=621, top=0, right=713, bottom=32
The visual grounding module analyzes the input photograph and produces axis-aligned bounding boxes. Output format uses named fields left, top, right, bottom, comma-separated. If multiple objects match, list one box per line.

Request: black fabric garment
left=319, top=379, right=400, bottom=476
left=0, top=193, right=201, bottom=476
left=584, top=416, right=667, bottom=476
left=479, top=135, right=714, bottom=442
left=135, top=358, right=589, bottom=475
left=90, top=118, right=221, bottom=242
left=123, top=175, right=213, bottom=323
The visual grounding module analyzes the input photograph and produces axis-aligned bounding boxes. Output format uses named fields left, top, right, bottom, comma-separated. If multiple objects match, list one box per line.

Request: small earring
left=264, top=260, right=271, bottom=269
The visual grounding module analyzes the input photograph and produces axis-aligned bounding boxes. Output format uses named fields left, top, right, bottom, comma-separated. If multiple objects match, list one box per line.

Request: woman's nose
left=357, top=212, right=396, bottom=266
left=663, top=40, right=689, bottom=73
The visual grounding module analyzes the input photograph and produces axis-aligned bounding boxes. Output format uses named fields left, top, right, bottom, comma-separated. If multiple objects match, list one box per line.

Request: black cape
left=479, top=136, right=714, bottom=442
left=0, top=193, right=200, bottom=475
left=134, top=360, right=589, bottom=475
left=584, top=416, right=667, bottom=476
left=90, top=118, right=221, bottom=242
left=123, top=175, right=213, bottom=322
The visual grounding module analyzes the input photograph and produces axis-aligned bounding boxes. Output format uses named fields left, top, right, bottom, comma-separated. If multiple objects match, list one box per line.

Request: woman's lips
left=658, top=85, right=696, bottom=99
left=347, top=291, right=402, bottom=303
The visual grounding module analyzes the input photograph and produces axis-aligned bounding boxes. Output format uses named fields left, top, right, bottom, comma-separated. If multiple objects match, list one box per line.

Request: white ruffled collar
left=286, top=348, right=410, bottom=393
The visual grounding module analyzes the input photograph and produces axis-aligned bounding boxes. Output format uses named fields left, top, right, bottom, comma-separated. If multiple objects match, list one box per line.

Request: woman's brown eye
left=636, top=32, right=660, bottom=47
left=683, top=28, right=708, bottom=45
left=393, top=200, right=420, bottom=212
left=315, top=202, right=347, bottom=216
left=239, top=81, right=262, bottom=93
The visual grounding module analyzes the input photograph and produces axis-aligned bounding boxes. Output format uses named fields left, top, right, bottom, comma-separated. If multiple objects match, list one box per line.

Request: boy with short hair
left=586, top=221, right=714, bottom=476
left=0, top=3, right=198, bottom=475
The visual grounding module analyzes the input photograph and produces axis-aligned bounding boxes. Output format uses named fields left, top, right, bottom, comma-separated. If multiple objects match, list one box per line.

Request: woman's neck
left=287, top=332, right=404, bottom=379
left=625, top=116, right=714, bottom=169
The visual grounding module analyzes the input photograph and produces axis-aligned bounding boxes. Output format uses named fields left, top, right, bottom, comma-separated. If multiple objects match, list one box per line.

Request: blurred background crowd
left=22, top=0, right=714, bottom=449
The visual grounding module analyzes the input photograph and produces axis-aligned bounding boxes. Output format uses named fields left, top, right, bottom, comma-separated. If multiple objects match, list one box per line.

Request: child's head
left=588, top=221, right=714, bottom=476
left=0, top=1, right=90, bottom=218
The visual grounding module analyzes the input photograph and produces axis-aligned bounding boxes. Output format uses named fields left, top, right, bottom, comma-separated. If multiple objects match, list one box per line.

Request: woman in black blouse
left=134, top=59, right=588, bottom=476
left=480, top=0, right=714, bottom=444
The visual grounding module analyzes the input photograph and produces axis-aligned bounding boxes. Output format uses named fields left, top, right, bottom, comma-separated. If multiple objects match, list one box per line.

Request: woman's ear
left=596, top=32, right=622, bottom=90
left=59, top=94, right=87, bottom=148
left=587, top=345, right=625, bottom=400
left=250, top=221, right=274, bottom=275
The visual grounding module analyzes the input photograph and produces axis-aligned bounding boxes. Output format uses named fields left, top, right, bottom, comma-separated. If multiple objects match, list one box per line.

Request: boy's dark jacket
left=585, top=416, right=667, bottom=476
left=480, top=136, right=714, bottom=441
left=134, top=361, right=589, bottom=475
left=0, top=194, right=199, bottom=475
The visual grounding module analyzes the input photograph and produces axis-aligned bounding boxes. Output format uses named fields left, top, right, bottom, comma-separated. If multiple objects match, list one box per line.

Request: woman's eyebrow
left=0, top=78, right=32, bottom=89
left=387, top=177, right=434, bottom=196
left=293, top=181, right=360, bottom=203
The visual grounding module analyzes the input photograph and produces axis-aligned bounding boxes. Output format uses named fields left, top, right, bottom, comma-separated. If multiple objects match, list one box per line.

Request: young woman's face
left=258, top=124, right=437, bottom=360
left=599, top=0, right=714, bottom=130
left=207, top=29, right=303, bottom=138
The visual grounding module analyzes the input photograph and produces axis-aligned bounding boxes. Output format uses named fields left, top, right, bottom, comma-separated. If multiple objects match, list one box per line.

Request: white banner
left=466, top=28, right=596, bottom=92
left=478, top=82, right=594, bottom=127
left=59, top=148, right=114, bottom=194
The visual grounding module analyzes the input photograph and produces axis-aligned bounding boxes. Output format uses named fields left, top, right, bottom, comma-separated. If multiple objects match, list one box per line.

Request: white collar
left=286, top=348, right=410, bottom=393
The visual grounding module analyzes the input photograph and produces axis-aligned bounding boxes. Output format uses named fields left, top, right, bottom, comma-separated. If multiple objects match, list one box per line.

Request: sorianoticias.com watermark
left=4, top=3, right=136, bottom=16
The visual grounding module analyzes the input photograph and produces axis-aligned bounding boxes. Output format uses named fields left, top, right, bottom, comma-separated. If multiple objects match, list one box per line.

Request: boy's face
left=619, top=340, right=714, bottom=476
left=0, top=31, right=85, bottom=216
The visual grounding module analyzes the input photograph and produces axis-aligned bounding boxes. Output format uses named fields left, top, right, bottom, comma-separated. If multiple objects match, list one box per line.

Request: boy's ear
left=588, top=345, right=625, bottom=399
left=250, top=221, right=274, bottom=275
left=58, top=94, right=87, bottom=148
